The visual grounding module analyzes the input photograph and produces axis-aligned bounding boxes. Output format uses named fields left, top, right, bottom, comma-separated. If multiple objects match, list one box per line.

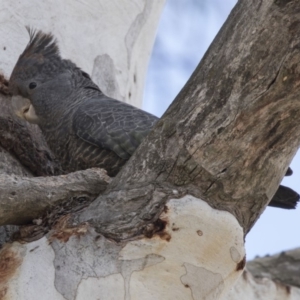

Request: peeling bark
left=0, top=196, right=245, bottom=300
left=0, top=0, right=300, bottom=299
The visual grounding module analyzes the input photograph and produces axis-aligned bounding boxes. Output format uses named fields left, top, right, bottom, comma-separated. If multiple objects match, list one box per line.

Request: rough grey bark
left=247, top=247, right=300, bottom=289
left=76, top=0, right=300, bottom=238
left=0, top=169, right=110, bottom=227
left=0, top=147, right=32, bottom=177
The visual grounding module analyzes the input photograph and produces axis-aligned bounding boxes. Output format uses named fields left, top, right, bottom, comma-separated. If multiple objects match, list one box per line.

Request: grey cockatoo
left=9, top=29, right=298, bottom=209
left=10, top=28, right=158, bottom=177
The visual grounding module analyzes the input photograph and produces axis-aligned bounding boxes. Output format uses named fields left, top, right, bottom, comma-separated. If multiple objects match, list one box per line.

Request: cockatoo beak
left=11, top=95, right=39, bottom=124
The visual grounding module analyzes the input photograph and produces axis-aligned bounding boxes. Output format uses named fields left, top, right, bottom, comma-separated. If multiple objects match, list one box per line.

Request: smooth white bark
left=0, top=0, right=165, bottom=107
left=0, top=196, right=245, bottom=300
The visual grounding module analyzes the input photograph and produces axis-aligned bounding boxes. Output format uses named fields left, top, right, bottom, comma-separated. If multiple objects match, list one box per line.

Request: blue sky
left=144, top=0, right=300, bottom=260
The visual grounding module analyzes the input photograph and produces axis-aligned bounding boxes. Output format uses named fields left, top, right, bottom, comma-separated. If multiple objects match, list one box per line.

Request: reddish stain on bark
left=285, top=285, right=291, bottom=295
left=236, top=255, right=246, bottom=271
left=49, top=215, right=89, bottom=243
left=273, top=280, right=292, bottom=295
left=0, top=245, right=22, bottom=299
left=144, top=218, right=171, bottom=242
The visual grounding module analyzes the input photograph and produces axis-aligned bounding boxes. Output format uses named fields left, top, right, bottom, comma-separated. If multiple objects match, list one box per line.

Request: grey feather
left=73, top=96, right=157, bottom=160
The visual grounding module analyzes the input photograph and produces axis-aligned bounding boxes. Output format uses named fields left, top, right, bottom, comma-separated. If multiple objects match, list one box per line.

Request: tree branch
left=247, top=248, right=300, bottom=288
left=225, top=249, right=300, bottom=299
left=77, top=0, right=300, bottom=238
left=0, top=168, right=111, bottom=226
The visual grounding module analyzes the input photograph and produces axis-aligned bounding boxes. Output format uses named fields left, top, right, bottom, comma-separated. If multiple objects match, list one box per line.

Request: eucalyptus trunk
left=0, top=0, right=300, bottom=299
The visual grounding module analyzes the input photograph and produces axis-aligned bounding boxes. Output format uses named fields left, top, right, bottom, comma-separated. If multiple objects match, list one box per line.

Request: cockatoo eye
left=29, top=82, right=37, bottom=89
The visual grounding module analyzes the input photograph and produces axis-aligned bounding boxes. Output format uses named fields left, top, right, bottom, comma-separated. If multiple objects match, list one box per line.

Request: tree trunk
left=226, top=248, right=300, bottom=300
left=1, top=0, right=300, bottom=299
